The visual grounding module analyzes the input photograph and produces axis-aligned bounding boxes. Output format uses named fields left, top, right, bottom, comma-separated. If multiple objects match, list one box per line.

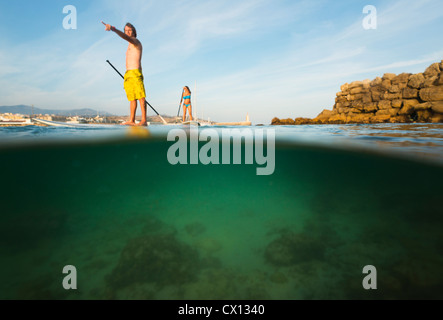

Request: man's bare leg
left=137, top=97, right=147, bottom=126
left=122, top=100, right=137, bottom=125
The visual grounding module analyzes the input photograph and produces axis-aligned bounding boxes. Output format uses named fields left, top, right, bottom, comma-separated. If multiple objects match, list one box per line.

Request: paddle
left=106, top=60, right=168, bottom=125
left=176, top=88, right=184, bottom=122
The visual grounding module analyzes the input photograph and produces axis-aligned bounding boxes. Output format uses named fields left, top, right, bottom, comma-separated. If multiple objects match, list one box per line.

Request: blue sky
left=0, top=0, right=442, bottom=124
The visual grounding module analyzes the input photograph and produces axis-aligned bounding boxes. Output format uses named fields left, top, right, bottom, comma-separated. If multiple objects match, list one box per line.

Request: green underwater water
left=0, top=135, right=442, bottom=300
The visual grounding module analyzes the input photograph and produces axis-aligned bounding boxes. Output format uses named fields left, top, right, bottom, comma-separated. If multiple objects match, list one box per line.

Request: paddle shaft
left=177, top=89, right=184, bottom=117
left=106, top=60, right=167, bottom=124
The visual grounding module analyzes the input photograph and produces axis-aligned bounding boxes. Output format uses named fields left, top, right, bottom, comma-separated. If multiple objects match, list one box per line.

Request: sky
left=0, top=0, right=442, bottom=124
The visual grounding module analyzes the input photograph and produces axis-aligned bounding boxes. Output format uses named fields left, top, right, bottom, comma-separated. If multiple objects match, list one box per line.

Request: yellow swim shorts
left=123, top=69, right=146, bottom=101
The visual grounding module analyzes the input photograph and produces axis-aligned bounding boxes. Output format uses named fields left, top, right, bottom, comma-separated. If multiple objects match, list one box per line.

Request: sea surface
left=0, top=123, right=442, bottom=300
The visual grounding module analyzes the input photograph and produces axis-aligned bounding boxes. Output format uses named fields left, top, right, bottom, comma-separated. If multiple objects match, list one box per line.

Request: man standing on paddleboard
left=102, top=21, right=147, bottom=126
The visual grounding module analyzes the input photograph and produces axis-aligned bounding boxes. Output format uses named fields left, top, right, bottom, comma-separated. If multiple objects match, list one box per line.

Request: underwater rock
left=0, top=207, right=67, bottom=252
left=141, top=214, right=176, bottom=236
left=269, top=271, right=288, bottom=284
left=107, top=234, right=201, bottom=289
left=185, top=222, right=206, bottom=237
left=194, top=237, right=222, bottom=255
left=264, top=231, right=325, bottom=267
left=183, top=268, right=271, bottom=300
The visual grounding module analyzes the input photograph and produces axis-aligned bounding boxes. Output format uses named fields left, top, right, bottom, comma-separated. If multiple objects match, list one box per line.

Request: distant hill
left=0, top=105, right=115, bottom=116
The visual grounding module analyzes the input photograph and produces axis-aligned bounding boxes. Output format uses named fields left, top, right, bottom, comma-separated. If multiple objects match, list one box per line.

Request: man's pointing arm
left=101, top=21, right=139, bottom=46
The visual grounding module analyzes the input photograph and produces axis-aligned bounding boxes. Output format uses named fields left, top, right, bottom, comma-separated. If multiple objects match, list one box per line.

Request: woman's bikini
left=183, top=94, right=191, bottom=107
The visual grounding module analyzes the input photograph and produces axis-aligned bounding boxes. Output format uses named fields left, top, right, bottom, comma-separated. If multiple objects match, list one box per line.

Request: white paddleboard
left=181, top=120, right=200, bottom=126
left=32, top=118, right=130, bottom=128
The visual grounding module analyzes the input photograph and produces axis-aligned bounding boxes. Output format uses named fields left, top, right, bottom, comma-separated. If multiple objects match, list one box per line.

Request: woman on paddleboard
left=180, top=86, right=193, bottom=122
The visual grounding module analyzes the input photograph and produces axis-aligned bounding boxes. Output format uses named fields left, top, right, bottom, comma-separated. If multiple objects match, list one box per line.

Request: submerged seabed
left=0, top=124, right=442, bottom=300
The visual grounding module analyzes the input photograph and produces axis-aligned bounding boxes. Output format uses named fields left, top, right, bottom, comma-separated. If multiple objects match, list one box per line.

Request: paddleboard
left=32, top=118, right=137, bottom=128
left=181, top=120, right=200, bottom=126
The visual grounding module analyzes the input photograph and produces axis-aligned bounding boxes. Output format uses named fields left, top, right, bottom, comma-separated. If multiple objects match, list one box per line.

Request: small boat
left=0, top=119, right=32, bottom=126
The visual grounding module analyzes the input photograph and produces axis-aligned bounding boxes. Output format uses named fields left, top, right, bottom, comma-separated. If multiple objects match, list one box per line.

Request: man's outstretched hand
left=101, top=21, right=111, bottom=31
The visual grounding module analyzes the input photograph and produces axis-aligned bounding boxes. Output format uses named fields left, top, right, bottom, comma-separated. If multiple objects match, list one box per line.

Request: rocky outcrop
left=272, top=60, right=443, bottom=125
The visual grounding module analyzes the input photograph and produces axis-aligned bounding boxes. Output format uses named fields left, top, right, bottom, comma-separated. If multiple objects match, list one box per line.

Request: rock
left=384, top=92, right=402, bottom=100
left=347, top=113, right=373, bottom=123
left=370, top=77, right=382, bottom=87
left=408, top=73, right=425, bottom=89
left=388, top=85, right=400, bottom=93
left=403, top=99, right=421, bottom=108
left=269, top=271, right=288, bottom=284
left=335, top=98, right=349, bottom=106
left=388, top=108, right=400, bottom=116
left=185, top=222, right=206, bottom=237
left=382, top=73, right=397, bottom=80
left=414, top=102, right=432, bottom=111
left=430, top=113, right=443, bottom=123
left=317, top=109, right=335, bottom=118
left=272, top=60, right=443, bottom=125
left=281, top=118, right=296, bottom=125
left=381, top=79, right=392, bottom=90
left=430, top=101, right=443, bottom=113
left=349, top=80, right=363, bottom=89
left=348, top=94, right=363, bottom=101
left=392, top=99, right=403, bottom=108
left=264, top=232, right=325, bottom=266
left=391, top=115, right=411, bottom=123
left=402, top=87, right=418, bottom=99
left=371, top=90, right=383, bottom=102
left=423, top=76, right=438, bottom=87
left=362, top=81, right=371, bottom=90
left=372, top=114, right=391, bottom=123
left=378, top=100, right=392, bottom=109
left=294, top=117, right=315, bottom=125
left=376, top=108, right=398, bottom=116
left=416, top=109, right=432, bottom=122
left=423, top=62, right=440, bottom=78
left=108, top=234, right=201, bottom=289
left=362, top=93, right=372, bottom=104
left=397, top=82, right=409, bottom=90
left=271, top=117, right=281, bottom=125
left=363, top=102, right=378, bottom=113
left=398, top=104, right=415, bottom=115
left=195, top=237, right=222, bottom=254
left=351, top=100, right=365, bottom=109
left=335, top=96, right=348, bottom=104
left=392, top=73, right=412, bottom=85
left=419, top=86, right=443, bottom=101
left=350, top=86, right=366, bottom=95
left=271, top=117, right=295, bottom=125
left=328, top=114, right=347, bottom=123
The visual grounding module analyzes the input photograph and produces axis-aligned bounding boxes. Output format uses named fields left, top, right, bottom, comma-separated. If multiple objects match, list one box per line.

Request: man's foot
left=121, top=121, right=136, bottom=126
left=137, top=121, right=148, bottom=126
